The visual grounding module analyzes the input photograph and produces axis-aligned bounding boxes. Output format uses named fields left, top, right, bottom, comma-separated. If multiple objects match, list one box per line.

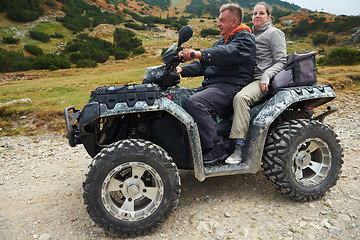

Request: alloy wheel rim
left=101, top=162, right=164, bottom=221
left=292, top=137, right=332, bottom=187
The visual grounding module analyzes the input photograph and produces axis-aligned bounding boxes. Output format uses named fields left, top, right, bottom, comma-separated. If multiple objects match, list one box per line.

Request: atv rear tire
left=82, top=139, right=180, bottom=237
left=263, top=119, right=343, bottom=201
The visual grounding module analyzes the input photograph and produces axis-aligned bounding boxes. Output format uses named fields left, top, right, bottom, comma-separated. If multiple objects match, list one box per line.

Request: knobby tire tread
left=262, top=119, right=343, bottom=201
left=82, top=139, right=180, bottom=237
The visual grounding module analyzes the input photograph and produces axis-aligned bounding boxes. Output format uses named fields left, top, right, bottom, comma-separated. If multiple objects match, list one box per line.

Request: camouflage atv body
left=64, top=26, right=343, bottom=237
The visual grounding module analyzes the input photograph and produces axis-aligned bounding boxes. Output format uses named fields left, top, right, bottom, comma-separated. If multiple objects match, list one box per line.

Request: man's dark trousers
left=185, top=87, right=233, bottom=151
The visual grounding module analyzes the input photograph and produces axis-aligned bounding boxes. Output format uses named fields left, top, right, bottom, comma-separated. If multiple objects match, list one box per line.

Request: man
left=176, top=3, right=256, bottom=166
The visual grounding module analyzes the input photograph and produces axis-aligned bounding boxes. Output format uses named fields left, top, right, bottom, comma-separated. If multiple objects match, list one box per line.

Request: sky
left=283, top=0, right=360, bottom=16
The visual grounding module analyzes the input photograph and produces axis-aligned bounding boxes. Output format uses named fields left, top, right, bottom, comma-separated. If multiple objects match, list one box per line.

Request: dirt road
left=1, top=92, right=359, bottom=240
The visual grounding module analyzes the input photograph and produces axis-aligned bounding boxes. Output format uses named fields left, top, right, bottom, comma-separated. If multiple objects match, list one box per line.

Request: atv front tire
left=263, top=119, right=343, bottom=201
left=83, top=139, right=180, bottom=237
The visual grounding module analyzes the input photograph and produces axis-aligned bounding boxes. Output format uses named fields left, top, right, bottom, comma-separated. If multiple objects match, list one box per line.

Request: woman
left=225, top=2, right=287, bottom=164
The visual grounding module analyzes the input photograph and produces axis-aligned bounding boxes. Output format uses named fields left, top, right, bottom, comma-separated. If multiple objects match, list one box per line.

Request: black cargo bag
left=270, top=51, right=317, bottom=93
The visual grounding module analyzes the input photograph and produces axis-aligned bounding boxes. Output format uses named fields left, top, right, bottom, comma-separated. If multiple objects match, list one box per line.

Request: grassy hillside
left=0, top=1, right=359, bottom=135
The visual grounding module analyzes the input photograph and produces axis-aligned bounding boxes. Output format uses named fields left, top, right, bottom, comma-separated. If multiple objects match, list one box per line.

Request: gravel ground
left=0, top=92, right=359, bottom=240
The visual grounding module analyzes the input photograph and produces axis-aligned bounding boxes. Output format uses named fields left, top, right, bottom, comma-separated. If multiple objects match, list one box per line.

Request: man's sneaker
left=225, top=144, right=245, bottom=164
left=203, top=143, right=228, bottom=166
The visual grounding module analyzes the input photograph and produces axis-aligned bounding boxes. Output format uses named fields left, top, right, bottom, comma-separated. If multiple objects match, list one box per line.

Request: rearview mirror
left=178, top=25, right=193, bottom=48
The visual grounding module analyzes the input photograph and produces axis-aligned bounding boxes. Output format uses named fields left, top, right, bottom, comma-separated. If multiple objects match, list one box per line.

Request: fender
left=194, top=85, right=337, bottom=181
left=76, top=97, right=204, bottom=176
left=245, top=85, right=337, bottom=173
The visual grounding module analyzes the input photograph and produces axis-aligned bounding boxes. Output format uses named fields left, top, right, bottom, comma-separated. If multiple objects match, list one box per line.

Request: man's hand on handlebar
left=176, top=67, right=183, bottom=75
left=178, top=49, right=202, bottom=62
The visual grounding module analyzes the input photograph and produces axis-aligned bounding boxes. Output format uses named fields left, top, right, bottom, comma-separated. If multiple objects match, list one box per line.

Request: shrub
left=24, top=44, right=44, bottom=56
left=114, top=47, right=129, bottom=60
left=76, top=59, right=97, bottom=68
left=91, top=49, right=109, bottom=63
left=313, top=34, right=328, bottom=46
left=51, top=33, right=64, bottom=39
left=327, top=38, right=336, bottom=46
left=133, top=47, right=145, bottom=55
left=69, top=52, right=82, bottom=63
left=0, top=48, right=33, bottom=73
left=56, top=0, right=123, bottom=32
left=124, top=22, right=145, bottom=30
left=318, top=47, right=360, bottom=65
left=2, top=36, right=20, bottom=44
left=200, top=28, right=220, bottom=38
left=29, top=30, right=50, bottom=43
left=290, top=19, right=309, bottom=38
left=33, top=54, right=71, bottom=70
left=5, top=0, right=44, bottom=22
left=45, top=0, right=57, bottom=7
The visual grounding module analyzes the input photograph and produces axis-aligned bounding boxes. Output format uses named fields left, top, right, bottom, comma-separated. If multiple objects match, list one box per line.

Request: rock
left=338, top=213, right=351, bottom=223
left=0, top=98, right=32, bottom=106
left=216, top=230, right=226, bottom=238
left=299, top=221, right=306, bottom=228
left=208, top=220, right=221, bottom=229
left=196, top=221, right=210, bottom=232
left=38, top=233, right=51, bottom=240
left=321, top=219, right=332, bottom=229
left=329, top=226, right=341, bottom=234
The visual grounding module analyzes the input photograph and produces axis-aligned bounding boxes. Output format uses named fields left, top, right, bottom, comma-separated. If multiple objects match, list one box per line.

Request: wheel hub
left=295, top=152, right=311, bottom=168
left=127, top=184, right=140, bottom=197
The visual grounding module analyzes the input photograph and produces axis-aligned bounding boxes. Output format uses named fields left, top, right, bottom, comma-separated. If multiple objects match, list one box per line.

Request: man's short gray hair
left=219, top=3, right=243, bottom=23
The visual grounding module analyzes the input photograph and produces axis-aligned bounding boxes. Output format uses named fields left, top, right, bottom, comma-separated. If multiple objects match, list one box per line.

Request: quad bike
left=65, top=26, right=343, bottom=237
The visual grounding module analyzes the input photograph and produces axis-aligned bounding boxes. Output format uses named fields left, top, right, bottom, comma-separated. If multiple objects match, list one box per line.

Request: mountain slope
left=89, top=0, right=300, bottom=18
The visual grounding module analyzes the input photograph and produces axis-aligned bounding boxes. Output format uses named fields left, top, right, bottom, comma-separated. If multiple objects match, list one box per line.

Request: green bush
left=51, top=33, right=64, bottom=39
left=56, top=0, right=123, bottom=32
left=124, top=22, right=145, bottom=30
left=133, top=47, right=145, bottom=55
left=5, top=0, right=44, bottom=22
left=76, top=59, right=97, bottom=68
left=69, top=52, right=82, bottom=64
left=313, top=34, right=328, bottom=46
left=0, top=48, right=33, bottom=73
left=45, top=0, right=57, bottom=7
left=318, top=47, right=360, bottom=65
left=91, top=49, right=109, bottom=63
left=114, top=47, right=129, bottom=60
left=200, top=28, right=220, bottom=38
left=290, top=19, right=309, bottom=38
left=114, top=28, right=143, bottom=56
left=24, top=44, right=44, bottom=56
left=2, top=36, right=20, bottom=44
left=33, top=54, right=71, bottom=70
left=327, top=38, right=336, bottom=46
left=29, top=30, right=50, bottom=43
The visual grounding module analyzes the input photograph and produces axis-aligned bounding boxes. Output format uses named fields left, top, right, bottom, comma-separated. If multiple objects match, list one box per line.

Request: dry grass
left=317, top=65, right=360, bottom=90
left=0, top=17, right=359, bottom=135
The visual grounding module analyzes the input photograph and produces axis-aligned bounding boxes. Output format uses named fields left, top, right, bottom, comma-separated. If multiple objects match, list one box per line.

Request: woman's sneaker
left=225, top=144, right=245, bottom=164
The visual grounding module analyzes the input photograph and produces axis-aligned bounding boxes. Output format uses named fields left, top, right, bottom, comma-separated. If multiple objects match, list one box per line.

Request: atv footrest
left=204, top=162, right=251, bottom=177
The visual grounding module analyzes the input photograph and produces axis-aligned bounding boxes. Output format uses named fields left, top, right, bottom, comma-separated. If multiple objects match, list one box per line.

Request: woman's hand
left=260, top=83, right=269, bottom=93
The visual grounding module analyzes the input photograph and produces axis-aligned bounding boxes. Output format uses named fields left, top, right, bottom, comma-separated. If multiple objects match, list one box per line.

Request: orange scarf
left=224, top=24, right=252, bottom=44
